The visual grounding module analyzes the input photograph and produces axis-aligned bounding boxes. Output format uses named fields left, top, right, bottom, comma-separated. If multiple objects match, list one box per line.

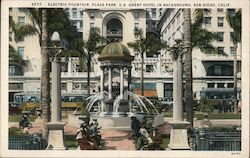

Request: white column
left=120, top=67, right=124, bottom=99
left=168, top=54, right=190, bottom=150
left=108, top=68, right=112, bottom=99
left=51, top=58, right=61, bottom=122
left=100, top=67, right=104, bottom=94
left=173, top=56, right=183, bottom=121
left=67, top=57, right=72, bottom=75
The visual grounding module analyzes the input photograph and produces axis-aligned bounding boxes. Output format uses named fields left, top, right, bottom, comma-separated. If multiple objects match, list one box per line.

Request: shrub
left=9, top=127, right=30, bottom=138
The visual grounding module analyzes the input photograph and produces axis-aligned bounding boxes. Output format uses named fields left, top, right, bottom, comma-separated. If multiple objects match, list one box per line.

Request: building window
left=159, top=11, right=162, bottom=17
left=9, top=31, right=12, bottom=41
left=18, top=37, right=24, bottom=42
left=9, top=16, right=13, bottom=21
left=207, top=83, right=215, bottom=88
left=146, top=65, right=154, bottom=72
left=164, top=83, right=173, bottom=101
left=230, top=47, right=236, bottom=55
left=17, top=47, right=24, bottom=58
left=73, top=11, right=77, bottom=18
left=207, top=65, right=233, bottom=76
left=72, top=8, right=77, bottom=11
left=134, top=23, right=139, bottom=31
left=227, top=83, right=234, bottom=88
left=228, top=9, right=236, bottom=16
left=230, top=32, right=235, bottom=42
left=146, top=12, right=149, bottom=19
left=65, top=11, right=69, bottom=17
left=217, top=32, right=224, bottom=42
left=79, top=21, right=83, bottom=28
left=152, top=21, right=156, bottom=28
left=61, top=83, right=67, bottom=91
left=214, top=66, right=222, bottom=76
left=80, top=11, right=83, bottom=18
left=18, top=16, right=25, bottom=26
left=90, top=22, right=94, bottom=28
left=9, top=8, right=12, bottom=12
left=9, top=65, right=23, bottom=76
left=18, top=8, right=26, bottom=12
left=134, top=12, right=140, bottom=20
left=217, top=83, right=225, bottom=88
left=217, top=8, right=224, bottom=12
left=172, top=32, right=175, bottom=43
left=152, top=9, right=156, bottom=18
left=167, top=37, right=171, bottom=45
left=217, top=47, right=224, bottom=54
left=176, top=13, right=181, bottom=25
left=9, top=83, right=23, bottom=90
left=217, top=17, right=224, bottom=27
left=204, top=17, right=212, bottom=27
left=171, top=19, right=175, bottom=30
left=90, top=12, right=95, bottom=19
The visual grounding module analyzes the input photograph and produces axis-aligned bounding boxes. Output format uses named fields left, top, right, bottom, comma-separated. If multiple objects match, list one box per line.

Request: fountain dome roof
left=98, top=43, right=134, bottom=62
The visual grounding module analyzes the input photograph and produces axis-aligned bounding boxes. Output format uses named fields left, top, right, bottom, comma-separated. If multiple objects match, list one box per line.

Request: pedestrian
left=76, top=121, right=96, bottom=150
left=130, top=114, right=141, bottom=140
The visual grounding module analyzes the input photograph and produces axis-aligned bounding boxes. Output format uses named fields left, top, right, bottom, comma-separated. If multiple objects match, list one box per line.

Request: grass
left=160, top=134, right=170, bottom=149
left=9, top=127, right=30, bottom=138
left=9, top=115, right=37, bottom=122
left=163, top=112, right=241, bottom=120
left=65, top=135, right=78, bottom=149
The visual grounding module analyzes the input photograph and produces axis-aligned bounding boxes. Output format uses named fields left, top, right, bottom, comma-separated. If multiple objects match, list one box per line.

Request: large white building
left=8, top=8, right=241, bottom=105
left=158, top=8, right=241, bottom=101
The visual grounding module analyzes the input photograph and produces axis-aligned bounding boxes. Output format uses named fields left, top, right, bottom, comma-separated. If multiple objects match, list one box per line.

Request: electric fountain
left=68, top=43, right=164, bottom=129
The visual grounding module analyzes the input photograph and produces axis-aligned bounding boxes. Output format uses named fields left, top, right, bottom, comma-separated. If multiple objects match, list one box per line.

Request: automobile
left=161, top=98, right=173, bottom=112
left=9, top=102, right=22, bottom=115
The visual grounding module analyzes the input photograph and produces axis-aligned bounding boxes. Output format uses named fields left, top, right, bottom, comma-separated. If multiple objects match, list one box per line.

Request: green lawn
left=9, top=115, right=37, bottom=122
left=164, top=112, right=241, bottom=120
left=65, top=135, right=78, bottom=149
left=160, top=134, right=170, bottom=149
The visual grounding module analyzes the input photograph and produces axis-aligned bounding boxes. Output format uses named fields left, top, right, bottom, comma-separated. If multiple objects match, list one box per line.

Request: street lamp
left=46, top=31, right=67, bottom=150
left=167, top=30, right=190, bottom=150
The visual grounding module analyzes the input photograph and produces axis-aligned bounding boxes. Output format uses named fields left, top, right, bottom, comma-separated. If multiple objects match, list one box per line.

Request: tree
left=82, top=27, right=106, bottom=96
left=12, top=8, right=80, bottom=139
left=40, top=9, right=50, bottom=140
left=183, top=9, right=193, bottom=127
left=226, top=9, right=241, bottom=112
left=183, top=9, right=220, bottom=127
left=128, top=29, right=167, bottom=96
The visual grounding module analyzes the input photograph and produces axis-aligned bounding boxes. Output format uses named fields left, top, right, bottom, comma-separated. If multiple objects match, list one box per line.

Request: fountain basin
left=68, top=112, right=165, bottom=130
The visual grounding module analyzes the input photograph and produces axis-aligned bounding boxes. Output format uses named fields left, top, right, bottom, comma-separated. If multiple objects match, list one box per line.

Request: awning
left=134, top=90, right=158, bottom=98
left=200, top=88, right=241, bottom=93
left=132, top=83, right=158, bottom=98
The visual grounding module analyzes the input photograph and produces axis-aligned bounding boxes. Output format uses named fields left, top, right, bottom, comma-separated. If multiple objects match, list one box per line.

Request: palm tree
left=11, top=8, right=80, bottom=139
left=183, top=9, right=193, bottom=126
left=40, top=9, right=50, bottom=140
left=82, top=27, right=106, bottom=96
left=128, top=29, right=146, bottom=96
left=226, top=9, right=241, bottom=112
left=183, top=9, right=220, bottom=127
left=128, top=29, right=167, bottom=96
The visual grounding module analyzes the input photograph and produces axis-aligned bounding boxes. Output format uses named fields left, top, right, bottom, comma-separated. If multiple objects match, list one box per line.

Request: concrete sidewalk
left=164, top=117, right=241, bottom=127
left=8, top=117, right=241, bottom=150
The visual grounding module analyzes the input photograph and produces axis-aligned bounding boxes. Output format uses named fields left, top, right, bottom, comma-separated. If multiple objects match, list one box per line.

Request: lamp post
left=167, top=30, right=190, bottom=150
left=46, top=31, right=67, bottom=150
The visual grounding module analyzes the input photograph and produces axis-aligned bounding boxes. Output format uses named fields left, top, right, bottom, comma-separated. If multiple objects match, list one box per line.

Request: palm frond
left=226, top=9, right=241, bottom=44
left=193, top=9, right=211, bottom=28
left=9, top=45, right=25, bottom=65
left=14, top=24, right=37, bottom=42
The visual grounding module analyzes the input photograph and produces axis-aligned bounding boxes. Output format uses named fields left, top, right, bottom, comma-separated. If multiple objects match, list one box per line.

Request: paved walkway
left=9, top=117, right=240, bottom=150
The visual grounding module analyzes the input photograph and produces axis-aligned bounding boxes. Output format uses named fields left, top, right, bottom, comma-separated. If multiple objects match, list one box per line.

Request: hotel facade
left=8, top=8, right=241, bottom=105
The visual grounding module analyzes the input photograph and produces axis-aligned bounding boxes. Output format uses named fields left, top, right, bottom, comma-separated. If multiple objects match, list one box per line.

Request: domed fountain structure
left=69, top=43, right=164, bottom=129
